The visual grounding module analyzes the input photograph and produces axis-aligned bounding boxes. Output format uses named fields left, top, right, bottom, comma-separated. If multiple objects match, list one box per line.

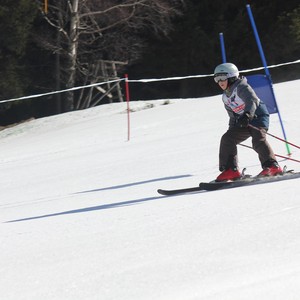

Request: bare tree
left=36, top=0, right=185, bottom=112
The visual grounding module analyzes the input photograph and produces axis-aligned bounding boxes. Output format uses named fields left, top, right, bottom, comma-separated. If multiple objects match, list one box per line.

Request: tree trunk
left=55, top=21, right=62, bottom=114
left=64, top=0, right=79, bottom=112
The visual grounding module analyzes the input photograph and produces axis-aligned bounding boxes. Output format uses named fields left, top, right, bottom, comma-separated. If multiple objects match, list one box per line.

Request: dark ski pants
left=219, top=127, right=276, bottom=171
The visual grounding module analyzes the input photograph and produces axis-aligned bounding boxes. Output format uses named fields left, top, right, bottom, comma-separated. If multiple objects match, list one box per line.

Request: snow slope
left=1, top=79, right=300, bottom=300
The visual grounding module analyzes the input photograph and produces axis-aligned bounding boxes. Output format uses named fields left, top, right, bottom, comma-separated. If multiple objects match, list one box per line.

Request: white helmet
left=214, top=63, right=239, bottom=79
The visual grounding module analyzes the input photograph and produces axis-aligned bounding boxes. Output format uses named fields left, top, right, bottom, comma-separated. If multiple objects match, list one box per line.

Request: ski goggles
left=214, top=74, right=228, bottom=83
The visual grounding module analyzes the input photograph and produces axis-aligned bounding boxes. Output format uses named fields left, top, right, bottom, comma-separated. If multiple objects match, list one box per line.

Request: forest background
left=0, top=0, right=299, bottom=125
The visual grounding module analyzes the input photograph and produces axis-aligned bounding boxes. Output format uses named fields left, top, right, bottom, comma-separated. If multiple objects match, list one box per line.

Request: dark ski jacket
left=222, top=76, right=270, bottom=129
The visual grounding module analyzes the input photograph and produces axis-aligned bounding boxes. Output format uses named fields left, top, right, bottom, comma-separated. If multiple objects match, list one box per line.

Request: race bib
left=222, top=88, right=245, bottom=115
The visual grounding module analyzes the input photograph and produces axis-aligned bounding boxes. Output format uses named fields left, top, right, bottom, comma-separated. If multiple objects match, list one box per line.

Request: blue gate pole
left=246, top=4, right=291, bottom=155
left=219, top=33, right=227, bottom=63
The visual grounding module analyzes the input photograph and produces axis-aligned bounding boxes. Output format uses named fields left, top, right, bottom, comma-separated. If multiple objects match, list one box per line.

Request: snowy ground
left=1, top=79, right=300, bottom=300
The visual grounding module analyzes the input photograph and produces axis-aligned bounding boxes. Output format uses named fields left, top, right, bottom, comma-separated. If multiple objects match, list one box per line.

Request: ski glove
left=237, top=112, right=250, bottom=128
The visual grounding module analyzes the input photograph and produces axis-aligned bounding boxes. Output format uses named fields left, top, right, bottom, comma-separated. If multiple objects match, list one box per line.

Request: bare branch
left=35, top=0, right=185, bottom=110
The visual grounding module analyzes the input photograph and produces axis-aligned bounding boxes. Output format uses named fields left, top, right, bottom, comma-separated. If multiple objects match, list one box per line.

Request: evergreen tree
left=0, top=0, right=37, bottom=101
left=127, top=0, right=300, bottom=99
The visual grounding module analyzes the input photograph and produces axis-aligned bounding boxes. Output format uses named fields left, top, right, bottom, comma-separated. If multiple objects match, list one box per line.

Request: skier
left=213, top=62, right=282, bottom=182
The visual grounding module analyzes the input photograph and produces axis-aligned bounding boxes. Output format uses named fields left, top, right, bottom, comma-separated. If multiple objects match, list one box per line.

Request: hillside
left=1, top=79, right=300, bottom=300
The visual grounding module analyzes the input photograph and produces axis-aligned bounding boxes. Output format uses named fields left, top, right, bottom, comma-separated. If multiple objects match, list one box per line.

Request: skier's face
left=218, top=79, right=228, bottom=90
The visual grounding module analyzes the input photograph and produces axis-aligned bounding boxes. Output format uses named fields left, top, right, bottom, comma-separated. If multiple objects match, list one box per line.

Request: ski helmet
left=214, top=63, right=239, bottom=79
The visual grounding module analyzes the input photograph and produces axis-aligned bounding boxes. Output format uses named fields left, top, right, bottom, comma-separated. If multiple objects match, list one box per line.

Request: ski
left=157, top=170, right=300, bottom=196
left=157, top=186, right=204, bottom=196
left=200, top=171, right=300, bottom=191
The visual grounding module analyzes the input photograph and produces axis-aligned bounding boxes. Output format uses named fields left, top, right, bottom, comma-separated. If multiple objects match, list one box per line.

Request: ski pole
left=248, top=124, right=300, bottom=150
left=239, top=143, right=300, bottom=163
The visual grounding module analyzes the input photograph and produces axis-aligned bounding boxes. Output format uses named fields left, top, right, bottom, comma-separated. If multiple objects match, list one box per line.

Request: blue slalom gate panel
left=246, top=74, right=278, bottom=114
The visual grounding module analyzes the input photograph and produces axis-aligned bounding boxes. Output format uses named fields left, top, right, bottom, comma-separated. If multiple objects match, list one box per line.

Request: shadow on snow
left=6, top=174, right=193, bottom=223
left=75, top=174, right=193, bottom=194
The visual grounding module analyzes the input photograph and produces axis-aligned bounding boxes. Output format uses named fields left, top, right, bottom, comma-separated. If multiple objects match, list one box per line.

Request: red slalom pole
left=124, top=74, right=130, bottom=141
left=248, top=124, right=300, bottom=151
left=240, top=143, right=300, bottom=164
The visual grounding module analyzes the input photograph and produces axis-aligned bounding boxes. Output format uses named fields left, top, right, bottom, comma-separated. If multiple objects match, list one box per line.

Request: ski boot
left=216, top=167, right=241, bottom=182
